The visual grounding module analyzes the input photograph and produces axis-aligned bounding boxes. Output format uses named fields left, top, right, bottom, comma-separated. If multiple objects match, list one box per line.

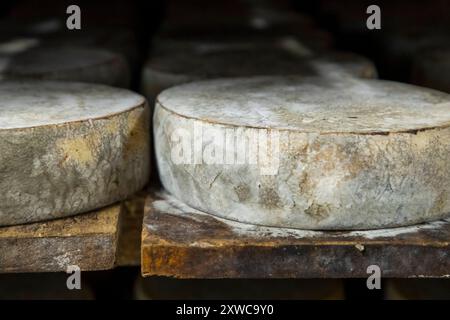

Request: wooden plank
left=0, top=204, right=121, bottom=273
left=142, top=190, right=450, bottom=278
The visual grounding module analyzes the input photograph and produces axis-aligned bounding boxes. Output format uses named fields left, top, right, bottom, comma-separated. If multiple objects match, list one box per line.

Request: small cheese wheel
left=0, top=18, right=138, bottom=68
left=412, top=46, right=450, bottom=93
left=0, top=44, right=130, bottom=87
left=40, top=27, right=139, bottom=69
left=0, top=81, right=150, bottom=226
left=142, top=43, right=376, bottom=101
left=154, top=76, right=450, bottom=230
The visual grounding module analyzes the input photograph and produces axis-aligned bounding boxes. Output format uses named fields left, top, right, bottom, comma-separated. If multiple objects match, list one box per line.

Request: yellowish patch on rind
left=124, top=106, right=150, bottom=160
left=57, top=133, right=100, bottom=167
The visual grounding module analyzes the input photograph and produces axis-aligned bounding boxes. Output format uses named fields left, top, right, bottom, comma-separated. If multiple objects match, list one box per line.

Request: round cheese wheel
left=142, top=44, right=377, bottom=101
left=0, top=44, right=130, bottom=87
left=0, top=81, right=150, bottom=226
left=0, top=18, right=138, bottom=69
left=154, top=76, right=450, bottom=230
left=41, top=27, right=139, bottom=69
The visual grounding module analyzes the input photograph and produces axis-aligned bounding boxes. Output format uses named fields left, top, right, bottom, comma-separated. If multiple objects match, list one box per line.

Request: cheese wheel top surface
left=0, top=81, right=144, bottom=130
left=0, top=46, right=122, bottom=76
left=158, top=77, right=450, bottom=134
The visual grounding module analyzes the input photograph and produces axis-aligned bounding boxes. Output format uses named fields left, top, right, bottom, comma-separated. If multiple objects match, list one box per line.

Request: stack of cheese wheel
left=0, top=38, right=130, bottom=87
left=412, top=46, right=450, bottom=93
left=0, top=81, right=149, bottom=226
left=154, top=76, right=450, bottom=230
left=142, top=39, right=377, bottom=102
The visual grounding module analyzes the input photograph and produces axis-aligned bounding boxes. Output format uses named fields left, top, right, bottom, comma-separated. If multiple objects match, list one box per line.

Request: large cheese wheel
left=0, top=81, right=150, bottom=226
left=142, top=43, right=376, bottom=101
left=154, top=76, right=450, bottom=230
left=0, top=43, right=130, bottom=87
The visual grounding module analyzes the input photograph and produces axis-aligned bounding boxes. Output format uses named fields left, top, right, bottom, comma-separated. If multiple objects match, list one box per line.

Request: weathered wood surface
left=142, top=190, right=450, bottom=279
left=0, top=204, right=121, bottom=273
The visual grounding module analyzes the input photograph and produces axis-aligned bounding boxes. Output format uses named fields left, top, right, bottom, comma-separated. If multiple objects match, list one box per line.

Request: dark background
left=0, top=0, right=449, bottom=300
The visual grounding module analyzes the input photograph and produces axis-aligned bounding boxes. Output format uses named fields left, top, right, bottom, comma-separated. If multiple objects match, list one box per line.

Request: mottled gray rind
left=154, top=76, right=450, bottom=230
left=0, top=81, right=150, bottom=226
